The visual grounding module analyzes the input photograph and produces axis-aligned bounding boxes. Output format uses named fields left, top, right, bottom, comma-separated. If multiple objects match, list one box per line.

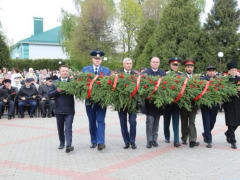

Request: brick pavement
left=0, top=101, right=240, bottom=180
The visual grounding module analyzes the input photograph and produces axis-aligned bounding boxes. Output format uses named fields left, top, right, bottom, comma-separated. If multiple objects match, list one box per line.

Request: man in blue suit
left=82, top=50, right=111, bottom=151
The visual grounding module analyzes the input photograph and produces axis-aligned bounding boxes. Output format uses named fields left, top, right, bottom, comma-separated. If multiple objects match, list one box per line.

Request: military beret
left=206, top=65, right=216, bottom=71
left=90, top=50, right=105, bottom=58
left=183, top=59, right=195, bottom=66
left=227, top=61, right=238, bottom=70
left=169, top=57, right=182, bottom=64
left=3, top=79, right=11, bottom=84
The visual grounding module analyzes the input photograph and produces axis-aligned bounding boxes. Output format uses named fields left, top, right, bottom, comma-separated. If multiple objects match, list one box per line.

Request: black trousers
left=225, top=126, right=238, bottom=144
left=39, top=100, right=55, bottom=115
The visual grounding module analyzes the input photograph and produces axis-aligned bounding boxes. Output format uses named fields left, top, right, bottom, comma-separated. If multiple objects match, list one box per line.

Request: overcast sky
left=0, top=0, right=239, bottom=45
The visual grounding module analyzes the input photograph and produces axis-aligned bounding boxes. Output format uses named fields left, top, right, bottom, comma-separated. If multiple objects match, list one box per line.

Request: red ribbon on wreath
left=112, top=74, right=118, bottom=91
left=147, top=77, right=163, bottom=100
left=87, top=75, right=99, bottom=99
left=174, top=78, right=189, bottom=103
left=131, top=75, right=142, bottom=98
left=193, top=81, right=210, bottom=101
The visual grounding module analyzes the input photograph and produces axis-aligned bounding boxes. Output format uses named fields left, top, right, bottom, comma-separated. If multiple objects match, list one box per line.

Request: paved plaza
left=0, top=101, right=240, bottom=180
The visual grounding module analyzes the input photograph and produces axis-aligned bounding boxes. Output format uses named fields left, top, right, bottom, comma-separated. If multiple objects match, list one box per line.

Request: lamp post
left=218, top=52, right=224, bottom=74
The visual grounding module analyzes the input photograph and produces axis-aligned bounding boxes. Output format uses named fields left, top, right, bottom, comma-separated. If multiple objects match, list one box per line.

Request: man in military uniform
left=223, top=61, right=240, bottom=149
left=38, top=77, right=55, bottom=118
left=117, top=57, right=137, bottom=149
left=164, top=57, right=183, bottom=147
left=180, top=59, right=200, bottom=148
left=18, top=78, right=38, bottom=118
left=142, top=57, right=166, bottom=148
left=48, top=65, right=75, bottom=153
left=0, top=79, right=17, bottom=119
left=200, top=65, right=219, bottom=148
left=82, top=50, right=111, bottom=151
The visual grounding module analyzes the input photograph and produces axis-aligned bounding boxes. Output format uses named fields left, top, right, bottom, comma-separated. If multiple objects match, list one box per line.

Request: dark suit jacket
left=141, top=68, right=166, bottom=116
left=48, top=78, right=75, bottom=115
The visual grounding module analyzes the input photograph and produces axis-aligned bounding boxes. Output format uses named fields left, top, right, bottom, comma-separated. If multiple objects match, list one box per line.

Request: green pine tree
left=200, top=0, right=240, bottom=72
left=137, top=0, right=202, bottom=71
left=0, top=32, right=10, bottom=68
left=133, top=19, right=157, bottom=68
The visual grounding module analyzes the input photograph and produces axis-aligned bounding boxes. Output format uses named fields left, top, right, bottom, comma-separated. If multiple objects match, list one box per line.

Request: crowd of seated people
left=0, top=67, right=62, bottom=119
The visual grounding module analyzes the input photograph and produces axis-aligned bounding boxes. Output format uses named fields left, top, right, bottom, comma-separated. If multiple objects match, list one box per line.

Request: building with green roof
left=11, top=17, right=69, bottom=60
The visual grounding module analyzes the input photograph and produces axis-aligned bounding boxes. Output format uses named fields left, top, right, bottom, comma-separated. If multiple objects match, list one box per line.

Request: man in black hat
left=164, top=57, right=183, bottom=147
left=18, top=78, right=38, bottom=118
left=200, top=65, right=219, bottom=148
left=180, top=59, right=200, bottom=148
left=48, top=65, right=75, bottom=153
left=82, top=50, right=111, bottom=151
left=0, top=79, right=17, bottom=119
left=38, top=77, right=55, bottom=118
left=142, top=57, right=166, bottom=148
left=223, top=61, right=240, bottom=149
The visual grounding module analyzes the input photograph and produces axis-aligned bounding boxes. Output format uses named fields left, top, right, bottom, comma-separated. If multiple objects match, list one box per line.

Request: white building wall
left=29, top=44, right=69, bottom=59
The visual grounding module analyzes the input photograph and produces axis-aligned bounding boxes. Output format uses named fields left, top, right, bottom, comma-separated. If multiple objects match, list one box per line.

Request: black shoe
left=0, top=116, right=1, bottom=119
left=152, top=141, right=159, bottom=147
left=206, top=143, right=212, bottom=148
left=131, top=142, right=137, bottom=149
left=189, top=141, right=200, bottom=148
left=42, top=114, right=46, bottom=118
left=182, top=140, right=187, bottom=145
left=146, top=142, right=152, bottom=148
left=90, top=143, right=97, bottom=149
left=225, top=132, right=231, bottom=144
left=47, top=114, right=52, bottom=118
left=123, top=143, right=130, bottom=149
left=30, top=115, right=34, bottom=118
left=174, top=143, right=181, bottom=147
left=165, top=139, right=170, bottom=143
left=66, top=146, right=74, bottom=153
left=8, top=116, right=12, bottom=120
left=231, top=143, right=237, bottom=149
left=202, top=133, right=207, bottom=143
left=58, top=144, right=65, bottom=149
left=97, top=144, right=106, bottom=151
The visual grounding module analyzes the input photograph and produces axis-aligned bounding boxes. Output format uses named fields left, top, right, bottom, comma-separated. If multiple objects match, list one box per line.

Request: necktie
left=95, top=68, right=98, bottom=75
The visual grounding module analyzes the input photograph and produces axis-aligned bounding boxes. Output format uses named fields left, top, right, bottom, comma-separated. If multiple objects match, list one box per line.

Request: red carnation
left=108, top=79, right=112, bottom=85
left=174, top=79, right=179, bottom=83
left=215, top=88, right=219, bottom=91
left=141, top=75, right=146, bottom=78
left=144, top=85, right=148, bottom=89
left=96, top=81, right=101, bottom=85
left=120, top=73, right=124, bottom=79
left=149, top=80, right=153, bottom=85
left=163, top=81, right=167, bottom=85
left=190, top=85, right=193, bottom=88
left=162, top=86, right=166, bottom=90
left=200, top=81, right=204, bottom=85
left=88, top=73, right=92, bottom=77
left=125, top=84, right=129, bottom=87
left=155, top=81, right=158, bottom=85
left=77, top=78, right=82, bottom=82
left=177, top=75, right=181, bottom=79
left=87, top=78, right=91, bottom=82
left=87, top=83, right=90, bottom=87
left=221, top=85, right=224, bottom=88
left=171, top=85, right=175, bottom=90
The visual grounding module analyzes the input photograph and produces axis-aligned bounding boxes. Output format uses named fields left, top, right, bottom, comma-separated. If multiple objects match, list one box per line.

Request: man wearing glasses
left=82, top=50, right=111, bottom=151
